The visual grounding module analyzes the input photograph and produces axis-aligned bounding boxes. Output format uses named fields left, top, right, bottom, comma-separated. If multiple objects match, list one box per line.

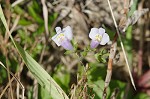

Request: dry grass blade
left=6, top=57, right=13, bottom=99
left=41, top=0, right=49, bottom=42
left=106, top=0, right=136, bottom=90
left=0, top=61, right=25, bottom=99
left=4, top=15, right=20, bottom=42
left=11, top=0, right=24, bottom=7
left=0, top=75, right=15, bottom=99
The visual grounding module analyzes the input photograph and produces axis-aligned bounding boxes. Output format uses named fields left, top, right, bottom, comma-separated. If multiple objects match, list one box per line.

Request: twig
left=6, top=57, right=14, bottom=99
left=39, top=44, right=46, bottom=64
left=137, top=0, right=145, bottom=76
left=110, top=88, right=119, bottom=99
left=103, top=42, right=117, bottom=99
left=33, top=80, right=38, bottom=99
left=17, top=62, right=24, bottom=99
left=0, top=62, right=25, bottom=99
left=41, top=0, right=49, bottom=43
left=5, top=15, right=20, bottom=42
left=0, top=74, right=16, bottom=99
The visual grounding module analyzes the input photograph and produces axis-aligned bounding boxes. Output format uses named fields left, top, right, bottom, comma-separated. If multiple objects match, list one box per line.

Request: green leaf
left=94, top=52, right=108, bottom=63
left=88, top=80, right=110, bottom=99
left=33, top=25, right=45, bottom=35
left=88, top=64, right=106, bottom=81
left=128, top=0, right=138, bottom=17
left=109, top=80, right=126, bottom=99
left=53, top=65, right=70, bottom=93
left=39, top=85, right=52, bottom=99
left=134, top=93, right=150, bottom=99
left=32, top=0, right=41, bottom=12
left=123, top=26, right=133, bottom=65
left=27, top=4, right=43, bottom=24
left=101, top=58, right=107, bottom=63
left=49, top=13, right=58, bottom=25
left=94, top=53, right=101, bottom=62
left=103, top=25, right=115, bottom=40
left=13, top=6, right=24, bottom=15
left=81, top=51, right=87, bottom=57
left=0, top=5, right=69, bottom=99
left=64, top=50, right=74, bottom=55
left=18, top=18, right=32, bottom=26
left=71, top=40, right=78, bottom=51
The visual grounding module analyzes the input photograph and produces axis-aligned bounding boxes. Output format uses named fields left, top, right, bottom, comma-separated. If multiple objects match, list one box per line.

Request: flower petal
left=100, top=33, right=110, bottom=45
left=90, top=40, right=99, bottom=48
left=55, top=27, right=61, bottom=34
left=89, top=28, right=99, bottom=40
left=52, top=33, right=61, bottom=46
left=63, top=26, right=73, bottom=40
left=60, top=39, right=73, bottom=50
left=98, top=27, right=105, bottom=35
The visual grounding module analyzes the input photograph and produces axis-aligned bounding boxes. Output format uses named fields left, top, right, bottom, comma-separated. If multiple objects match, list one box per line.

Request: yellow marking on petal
left=57, top=33, right=65, bottom=42
left=95, top=34, right=102, bottom=42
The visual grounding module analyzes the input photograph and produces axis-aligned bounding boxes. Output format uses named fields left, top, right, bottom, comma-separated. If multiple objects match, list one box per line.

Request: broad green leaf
left=88, top=80, right=110, bottom=99
left=109, top=80, right=126, bottom=99
left=53, top=65, right=70, bottom=93
left=88, top=63, right=106, bottom=81
left=0, top=5, right=69, bottom=99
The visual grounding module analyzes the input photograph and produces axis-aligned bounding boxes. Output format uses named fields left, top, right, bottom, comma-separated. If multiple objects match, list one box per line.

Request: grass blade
left=0, top=5, right=69, bottom=99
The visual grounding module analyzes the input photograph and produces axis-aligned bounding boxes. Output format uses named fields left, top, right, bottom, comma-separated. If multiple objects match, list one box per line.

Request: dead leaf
left=122, top=8, right=149, bottom=32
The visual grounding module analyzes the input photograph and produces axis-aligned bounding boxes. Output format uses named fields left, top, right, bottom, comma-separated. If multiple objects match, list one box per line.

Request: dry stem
left=103, top=0, right=137, bottom=98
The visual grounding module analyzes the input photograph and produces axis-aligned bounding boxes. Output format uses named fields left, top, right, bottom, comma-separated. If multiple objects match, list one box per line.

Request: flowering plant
left=52, top=26, right=110, bottom=50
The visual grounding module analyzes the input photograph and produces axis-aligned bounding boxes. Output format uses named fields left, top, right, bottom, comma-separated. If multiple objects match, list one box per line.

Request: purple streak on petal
left=90, top=40, right=99, bottom=48
left=60, top=39, right=73, bottom=50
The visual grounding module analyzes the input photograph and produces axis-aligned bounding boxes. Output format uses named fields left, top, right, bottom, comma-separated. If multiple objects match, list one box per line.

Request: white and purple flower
left=52, top=26, right=73, bottom=50
left=89, top=27, right=110, bottom=48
